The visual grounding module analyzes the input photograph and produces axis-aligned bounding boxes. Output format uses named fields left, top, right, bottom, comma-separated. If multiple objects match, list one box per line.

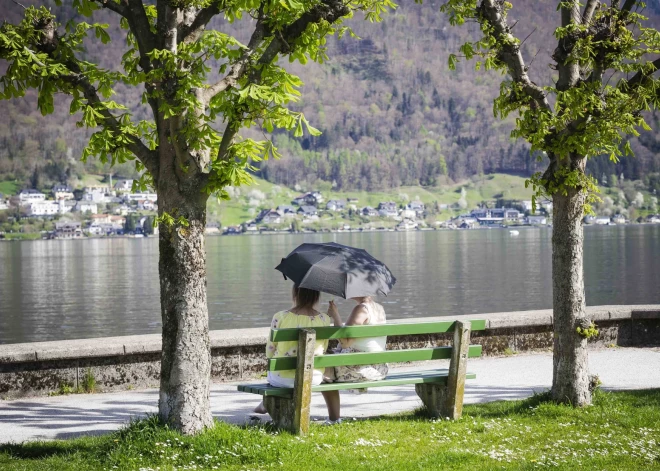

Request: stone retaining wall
left=1, top=305, right=658, bottom=398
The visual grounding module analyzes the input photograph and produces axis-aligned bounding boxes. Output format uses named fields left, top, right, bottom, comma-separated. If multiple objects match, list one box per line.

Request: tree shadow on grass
left=0, top=415, right=164, bottom=462
left=420, top=388, right=660, bottom=421
left=0, top=440, right=103, bottom=461
left=461, top=390, right=554, bottom=418
left=398, top=390, right=569, bottom=422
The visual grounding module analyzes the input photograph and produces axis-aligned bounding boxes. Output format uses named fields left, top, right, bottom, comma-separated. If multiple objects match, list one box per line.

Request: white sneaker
left=323, top=418, right=343, bottom=425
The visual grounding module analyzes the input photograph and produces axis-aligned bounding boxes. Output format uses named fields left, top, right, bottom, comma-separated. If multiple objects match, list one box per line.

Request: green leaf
left=294, top=118, right=304, bottom=137
left=95, top=25, right=111, bottom=44
left=448, top=54, right=458, bottom=70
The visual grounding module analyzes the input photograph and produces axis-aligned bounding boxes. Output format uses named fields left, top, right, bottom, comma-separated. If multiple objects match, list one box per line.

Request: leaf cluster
left=0, top=0, right=397, bottom=201
left=441, top=0, right=660, bottom=203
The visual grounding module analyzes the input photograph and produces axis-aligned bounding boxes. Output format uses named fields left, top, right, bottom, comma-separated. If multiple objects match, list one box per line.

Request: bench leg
left=415, top=383, right=451, bottom=418
left=263, top=330, right=315, bottom=435
left=416, top=321, right=471, bottom=420
left=264, top=396, right=297, bottom=432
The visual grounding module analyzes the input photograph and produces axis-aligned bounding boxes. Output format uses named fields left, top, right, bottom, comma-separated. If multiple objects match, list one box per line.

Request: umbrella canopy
left=275, top=242, right=396, bottom=298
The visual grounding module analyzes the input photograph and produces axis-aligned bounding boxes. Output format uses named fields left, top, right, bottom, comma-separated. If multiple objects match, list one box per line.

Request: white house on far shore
left=326, top=199, right=346, bottom=211
left=81, top=186, right=112, bottom=203
left=19, top=189, right=46, bottom=206
left=52, top=184, right=74, bottom=201
left=584, top=215, right=612, bottom=225
left=54, top=222, right=83, bottom=239
left=526, top=215, right=547, bottom=225
left=127, top=192, right=158, bottom=202
left=26, top=200, right=75, bottom=216
left=26, top=201, right=59, bottom=216
left=114, top=180, right=134, bottom=193
left=75, top=201, right=98, bottom=214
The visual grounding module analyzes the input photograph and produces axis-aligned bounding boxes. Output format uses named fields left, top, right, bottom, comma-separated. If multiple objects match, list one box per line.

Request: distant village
left=0, top=179, right=156, bottom=239
left=1, top=184, right=659, bottom=239
left=222, top=190, right=660, bottom=235
left=224, top=190, right=551, bottom=234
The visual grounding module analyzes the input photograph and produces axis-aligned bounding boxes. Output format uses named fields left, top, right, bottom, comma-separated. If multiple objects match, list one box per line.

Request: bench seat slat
left=270, top=320, right=486, bottom=342
left=237, top=369, right=477, bottom=398
left=268, top=345, right=483, bottom=371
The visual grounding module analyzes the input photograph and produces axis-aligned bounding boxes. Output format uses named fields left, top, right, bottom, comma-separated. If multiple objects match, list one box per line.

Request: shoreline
left=2, top=222, right=658, bottom=241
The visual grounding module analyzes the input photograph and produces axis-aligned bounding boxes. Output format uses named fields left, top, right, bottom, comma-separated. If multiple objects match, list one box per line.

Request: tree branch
left=620, top=0, right=638, bottom=16
left=200, top=19, right=268, bottom=104
left=61, top=59, right=159, bottom=177
left=203, top=0, right=350, bottom=106
left=211, top=0, right=350, bottom=161
left=258, top=0, right=350, bottom=68
left=217, top=117, right=240, bottom=162
left=582, top=0, right=600, bottom=24
left=179, top=1, right=224, bottom=45
left=90, top=0, right=156, bottom=74
left=622, top=57, right=660, bottom=90
left=478, top=0, right=552, bottom=112
left=556, top=0, right=581, bottom=91
left=91, top=0, right=127, bottom=16
left=126, top=0, right=158, bottom=70
left=162, top=4, right=179, bottom=52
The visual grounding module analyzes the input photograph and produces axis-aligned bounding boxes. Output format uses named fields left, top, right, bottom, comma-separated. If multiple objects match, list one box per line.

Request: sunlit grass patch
left=1, top=389, right=659, bottom=470
left=0, top=180, right=18, bottom=196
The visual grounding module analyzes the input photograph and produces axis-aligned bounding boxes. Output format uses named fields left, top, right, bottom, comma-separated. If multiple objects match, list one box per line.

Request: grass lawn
left=79, top=174, right=106, bottom=188
left=0, top=180, right=19, bottom=196
left=1, top=389, right=658, bottom=470
left=1, top=233, right=42, bottom=240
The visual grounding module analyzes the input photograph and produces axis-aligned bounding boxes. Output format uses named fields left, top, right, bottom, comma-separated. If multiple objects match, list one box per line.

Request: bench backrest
left=268, top=319, right=485, bottom=372
left=270, top=319, right=486, bottom=341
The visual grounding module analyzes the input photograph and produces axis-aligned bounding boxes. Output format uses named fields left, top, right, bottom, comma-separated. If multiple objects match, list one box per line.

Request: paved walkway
left=1, top=348, right=659, bottom=443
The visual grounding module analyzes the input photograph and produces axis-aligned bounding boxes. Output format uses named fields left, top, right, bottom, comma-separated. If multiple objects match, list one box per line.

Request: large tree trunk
left=551, top=188, right=591, bottom=406
left=156, top=165, right=213, bottom=434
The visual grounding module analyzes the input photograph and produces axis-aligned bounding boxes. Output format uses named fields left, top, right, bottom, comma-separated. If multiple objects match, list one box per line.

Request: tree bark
left=156, top=157, right=213, bottom=434
left=551, top=187, right=591, bottom=406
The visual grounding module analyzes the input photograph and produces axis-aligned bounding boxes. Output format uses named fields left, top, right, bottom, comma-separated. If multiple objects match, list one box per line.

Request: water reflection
left=1, top=225, right=658, bottom=344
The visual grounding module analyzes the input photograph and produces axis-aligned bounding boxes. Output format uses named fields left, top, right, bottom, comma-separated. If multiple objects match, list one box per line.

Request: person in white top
left=326, top=296, right=389, bottom=383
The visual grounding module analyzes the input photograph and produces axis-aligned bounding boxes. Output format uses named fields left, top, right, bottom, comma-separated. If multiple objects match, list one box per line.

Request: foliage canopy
left=440, top=0, right=660, bottom=210
left=1, top=0, right=396, bottom=200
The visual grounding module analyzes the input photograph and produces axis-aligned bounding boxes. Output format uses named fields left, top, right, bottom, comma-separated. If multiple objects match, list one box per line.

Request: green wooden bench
left=238, top=319, right=485, bottom=434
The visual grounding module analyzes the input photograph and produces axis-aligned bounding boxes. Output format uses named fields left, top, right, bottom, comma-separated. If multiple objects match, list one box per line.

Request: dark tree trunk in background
left=156, top=152, right=213, bottom=434
left=551, top=187, right=591, bottom=406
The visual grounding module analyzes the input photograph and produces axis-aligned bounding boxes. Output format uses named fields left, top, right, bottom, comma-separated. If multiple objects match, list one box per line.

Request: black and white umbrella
left=275, top=242, right=396, bottom=298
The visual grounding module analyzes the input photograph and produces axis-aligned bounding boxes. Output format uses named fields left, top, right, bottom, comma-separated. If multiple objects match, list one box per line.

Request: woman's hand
left=328, top=300, right=342, bottom=326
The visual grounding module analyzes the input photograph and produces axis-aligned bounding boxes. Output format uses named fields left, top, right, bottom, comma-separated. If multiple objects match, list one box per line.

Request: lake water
left=1, top=225, right=659, bottom=345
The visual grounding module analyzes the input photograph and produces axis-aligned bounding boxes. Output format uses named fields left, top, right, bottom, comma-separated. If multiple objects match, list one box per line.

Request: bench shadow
left=210, top=384, right=552, bottom=425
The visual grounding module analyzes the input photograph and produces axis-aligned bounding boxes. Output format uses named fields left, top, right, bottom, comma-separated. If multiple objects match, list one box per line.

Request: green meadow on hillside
left=208, top=173, right=537, bottom=226
left=0, top=181, right=18, bottom=196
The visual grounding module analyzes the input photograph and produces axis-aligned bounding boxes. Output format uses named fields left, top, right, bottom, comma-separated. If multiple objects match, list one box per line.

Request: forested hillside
left=2, top=1, right=660, bottom=192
